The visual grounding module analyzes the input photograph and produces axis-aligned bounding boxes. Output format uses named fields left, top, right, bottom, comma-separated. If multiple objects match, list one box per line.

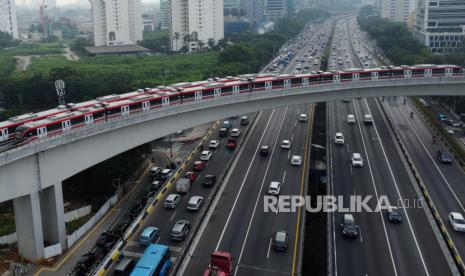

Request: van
left=241, top=116, right=249, bottom=125
left=114, top=257, right=135, bottom=276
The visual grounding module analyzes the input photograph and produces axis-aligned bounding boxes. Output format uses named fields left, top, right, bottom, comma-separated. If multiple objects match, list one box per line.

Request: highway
left=103, top=19, right=334, bottom=276
left=179, top=20, right=333, bottom=275
left=328, top=17, right=452, bottom=276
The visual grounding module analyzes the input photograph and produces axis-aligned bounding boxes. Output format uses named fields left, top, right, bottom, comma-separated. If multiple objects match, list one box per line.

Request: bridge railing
left=0, top=76, right=463, bottom=163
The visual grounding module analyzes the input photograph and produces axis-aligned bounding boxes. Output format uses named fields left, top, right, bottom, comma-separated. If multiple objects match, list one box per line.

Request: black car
left=386, top=206, right=402, bottom=223
left=272, top=230, right=289, bottom=251
left=341, top=214, right=359, bottom=238
left=260, top=145, right=270, bottom=156
left=219, top=128, right=229, bottom=137
left=96, top=231, right=119, bottom=247
left=203, top=174, right=217, bottom=187
left=437, top=150, right=453, bottom=164
left=130, top=200, right=145, bottom=217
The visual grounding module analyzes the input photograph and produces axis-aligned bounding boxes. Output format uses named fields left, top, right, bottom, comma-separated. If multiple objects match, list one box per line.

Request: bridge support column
left=40, top=182, right=66, bottom=251
left=13, top=192, right=44, bottom=261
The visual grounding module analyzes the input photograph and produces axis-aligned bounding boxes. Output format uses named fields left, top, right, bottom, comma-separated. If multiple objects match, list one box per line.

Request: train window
left=71, top=116, right=85, bottom=125
left=391, top=70, right=403, bottom=76
left=292, top=78, right=302, bottom=85
left=412, top=69, right=424, bottom=75
left=432, top=68, right=444, bottom=75
left=321, top=75, right=333, bottom=82
left=239, top=84, right=250, bottom=91
left=150, top=98, right=162, bottom=106
left=222, top=86, right=232, bottom=94
left=254, top=82, right=265, bottom=89
left=203, top=89, right=215, bottom=97
left=340, top=74, right=352, bottom=80
left=93, top=111, right=105, bottom=119
left=378, top=71, right=390, bottom=77
left=107, top=108, right=120, bottom=116
left=309, top=76, right=320, bottom=83
left=47, top=122, right=62, bottom=132
left=182, top=92, right=195, bottom=101
left=273, top=80, right=284, bottom=87
left=453, top=68, right=462, bottom=74
left=359, top=72, right=371, bottom=79
left=170, top=95, right=180, bottom=102
left=129, top=103, right=141, bottom=111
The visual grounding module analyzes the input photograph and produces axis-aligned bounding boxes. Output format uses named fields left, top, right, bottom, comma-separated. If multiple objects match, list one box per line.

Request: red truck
left=203, top=251, right=233, bottom=276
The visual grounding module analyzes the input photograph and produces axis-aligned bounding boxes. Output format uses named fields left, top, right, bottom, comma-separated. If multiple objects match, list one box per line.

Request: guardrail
left=91, top=121, right=221, bottom=276
left=377, top=97, right=465, bottom=276
left=410, top=97, right=465, bottom=170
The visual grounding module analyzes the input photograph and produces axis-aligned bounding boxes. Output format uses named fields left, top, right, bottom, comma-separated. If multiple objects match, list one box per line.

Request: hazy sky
left=17, top=0, right=157, bottom=6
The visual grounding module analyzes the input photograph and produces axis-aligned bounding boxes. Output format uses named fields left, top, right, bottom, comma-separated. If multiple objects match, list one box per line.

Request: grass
left=65, top=214, right=93, bottom=234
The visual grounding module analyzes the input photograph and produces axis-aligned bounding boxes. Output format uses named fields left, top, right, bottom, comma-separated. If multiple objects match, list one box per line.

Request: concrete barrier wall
left=64, top=205, right=92, bottom=223
left=44, top=243, right=62, bottom=259
left=66, top=194, right=118, bottom=248
left=0, top=232, right=17, bottom=245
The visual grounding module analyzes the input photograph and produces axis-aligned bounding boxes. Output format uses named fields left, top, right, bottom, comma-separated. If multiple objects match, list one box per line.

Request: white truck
left=176, top=178, right=191, bottom=194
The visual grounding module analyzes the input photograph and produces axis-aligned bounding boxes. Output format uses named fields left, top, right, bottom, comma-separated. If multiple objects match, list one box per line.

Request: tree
left=173, top=32, right=180, bottom=51
left=0, top=31, right=18, bottom=48
left=207, top=38, right=215, bottom=49
left=71, top=37, right=93, bottom=56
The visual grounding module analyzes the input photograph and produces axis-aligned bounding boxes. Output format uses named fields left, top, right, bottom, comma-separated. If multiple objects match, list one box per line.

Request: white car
left=449, top=212, right=465, bottom=232
left=281, top=140, right=291, bottom=149
left=268, top=181, right=282, bottom=195
left=186, top=196, right=203, bottom=211
left=334, top=132, right=345, bottom=144
left=290, top=155, right=302, bottom=166
left=200, top=150, right=212, bottom=161
left=298, top=114, right=307, bottom=122
left=351, top=153, right=364, bottom=167
left=347, top=114, right=356, bottom=124
left=208, top=140, right=219, bottom=149
left=231, top=128, right=241, bottom=137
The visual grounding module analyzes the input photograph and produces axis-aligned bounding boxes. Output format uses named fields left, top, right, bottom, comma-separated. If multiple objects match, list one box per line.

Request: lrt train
left=1, top=64, right=462, bottom=149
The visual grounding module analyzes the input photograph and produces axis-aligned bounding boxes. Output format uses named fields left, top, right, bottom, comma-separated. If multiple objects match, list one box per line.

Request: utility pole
left=55, top=79, right=66, bottom=106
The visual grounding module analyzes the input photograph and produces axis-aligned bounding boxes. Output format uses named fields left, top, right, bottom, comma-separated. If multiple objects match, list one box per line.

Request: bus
left=130, top=244, right=171, bottom=276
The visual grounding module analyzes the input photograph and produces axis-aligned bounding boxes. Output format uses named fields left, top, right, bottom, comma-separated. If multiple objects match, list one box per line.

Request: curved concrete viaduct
left=1, top=77, right=464, bottom=261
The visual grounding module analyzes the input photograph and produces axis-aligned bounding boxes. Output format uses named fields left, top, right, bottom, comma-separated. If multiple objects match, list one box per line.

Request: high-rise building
left=170, top=0, right=224, bottom=52
left=414, top=0, right=465, bottom=53
left=240, top=0, right=264, bottom=22
left=266, top=0, right=288, bottom=21
left=0, top=0, right=18, bottom=38
left=224, top=0, right=240, bottom=9
left=380, top=0, right=413, bottom=24
left=88, top=0, right=143, bottom=46
left=160, top=0, right=170, bottom=30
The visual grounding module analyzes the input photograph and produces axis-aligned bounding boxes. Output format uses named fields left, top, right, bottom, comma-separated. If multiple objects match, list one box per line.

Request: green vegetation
left=139, top=31, right=170, bottom=53
left=0, top=217, right=15, bottom=236
left=320, top=22, right=336, bottom=71
left=357, top=5, right=465, bottom=66
left=65, top=214, right=93, bottom=234
left=0, top=9, right=327, bottom=208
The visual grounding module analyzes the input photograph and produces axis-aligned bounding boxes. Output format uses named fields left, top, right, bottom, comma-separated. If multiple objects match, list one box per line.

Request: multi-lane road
left=328, top=17, right=453, bottom=276
left=99, top=15, right=465, bottom=276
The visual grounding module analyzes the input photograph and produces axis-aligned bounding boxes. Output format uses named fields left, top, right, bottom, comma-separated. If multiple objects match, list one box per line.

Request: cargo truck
left=203, top=251, right=233, bottom=276
left=176, top=178, right=190, bottom=194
